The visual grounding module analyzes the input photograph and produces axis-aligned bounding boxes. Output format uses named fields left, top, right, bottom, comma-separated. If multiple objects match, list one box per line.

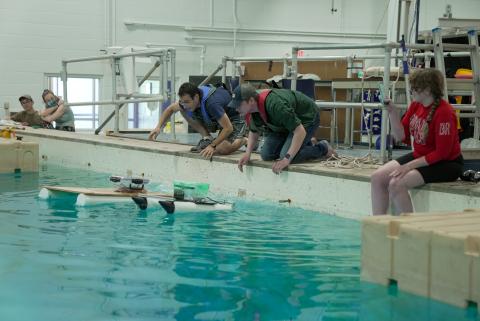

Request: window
left=127, top=80, right=162, bottom=129
left=47, top=76, right=100, bottom=130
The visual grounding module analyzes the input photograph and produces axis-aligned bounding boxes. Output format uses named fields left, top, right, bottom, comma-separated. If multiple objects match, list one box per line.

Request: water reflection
left=0, top=171, right=39, bottom=193
left=0, top=168, right=478, bottom=321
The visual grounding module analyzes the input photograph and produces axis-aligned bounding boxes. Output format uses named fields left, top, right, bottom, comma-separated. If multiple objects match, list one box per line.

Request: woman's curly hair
left=410, top=68, right=445, bottom=137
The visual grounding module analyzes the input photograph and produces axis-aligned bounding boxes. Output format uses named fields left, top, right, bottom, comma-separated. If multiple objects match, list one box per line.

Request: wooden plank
left=43, top=186, right=171, bottom=198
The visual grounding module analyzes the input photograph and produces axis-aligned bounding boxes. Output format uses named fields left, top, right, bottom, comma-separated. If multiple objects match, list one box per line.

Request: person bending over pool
left=148, top=82, right=247, bottom=160
left=230, top=83, right=335, bottom=175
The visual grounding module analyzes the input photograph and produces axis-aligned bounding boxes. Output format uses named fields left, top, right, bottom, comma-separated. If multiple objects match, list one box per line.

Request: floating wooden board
left=42, top=185, right=170, bottom=198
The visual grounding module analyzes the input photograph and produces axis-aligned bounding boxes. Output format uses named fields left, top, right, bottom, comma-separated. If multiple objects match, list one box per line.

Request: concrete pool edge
left=16, top=128, right=480, bottom=218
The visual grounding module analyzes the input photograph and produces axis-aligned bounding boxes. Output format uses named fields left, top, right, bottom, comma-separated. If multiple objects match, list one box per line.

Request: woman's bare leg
left=370, top=160, right=401, bottom=215
left=388, top=170, right=425, bottom=214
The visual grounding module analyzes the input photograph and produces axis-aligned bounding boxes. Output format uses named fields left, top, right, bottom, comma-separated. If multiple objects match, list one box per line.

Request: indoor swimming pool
left=0, top=166, right=477, bottom=321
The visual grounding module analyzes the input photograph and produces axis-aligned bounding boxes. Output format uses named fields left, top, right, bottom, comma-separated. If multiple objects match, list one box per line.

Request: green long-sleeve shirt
left=249, top=89, right=318, bottom=134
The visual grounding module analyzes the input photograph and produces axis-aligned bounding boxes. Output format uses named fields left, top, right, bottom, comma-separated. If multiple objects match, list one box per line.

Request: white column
left=386, top=0, right=401, bottom=42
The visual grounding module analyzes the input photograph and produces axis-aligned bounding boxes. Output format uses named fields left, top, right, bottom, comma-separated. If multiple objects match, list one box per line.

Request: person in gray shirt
left=41, top=89, right=75, bottom=131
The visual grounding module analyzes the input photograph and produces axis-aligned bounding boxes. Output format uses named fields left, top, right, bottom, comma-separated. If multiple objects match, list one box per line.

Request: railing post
left=112, top=57, right=119, bottom=134
left=61, top=61, right=68, bottom=104
left=380, top=44, right=392, bottom=163
left=170, top=49, right=177, bottom=139
left=291, top=47, right=299, bottom=90
left=344, top=55, right=353, bottom=146
left=222, top=56, right=228, bottom=84
left=468, top=29, right=480, bottom=140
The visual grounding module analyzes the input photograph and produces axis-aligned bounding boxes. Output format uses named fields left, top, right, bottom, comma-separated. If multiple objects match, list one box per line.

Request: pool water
left=0, top=165, right=477, bottom=321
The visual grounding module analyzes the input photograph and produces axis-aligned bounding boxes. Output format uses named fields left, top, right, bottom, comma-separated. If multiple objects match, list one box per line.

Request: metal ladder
left=432, top=27, right=480, bottom=140
left=468, top=29, right=480, bottom=140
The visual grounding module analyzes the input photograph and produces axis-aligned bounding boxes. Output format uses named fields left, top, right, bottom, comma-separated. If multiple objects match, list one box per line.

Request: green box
left=173, top=180, right=210, bottom=199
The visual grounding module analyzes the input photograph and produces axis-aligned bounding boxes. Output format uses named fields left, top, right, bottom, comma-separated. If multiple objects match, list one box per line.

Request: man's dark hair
left=178, top=82, right=201, bottom=99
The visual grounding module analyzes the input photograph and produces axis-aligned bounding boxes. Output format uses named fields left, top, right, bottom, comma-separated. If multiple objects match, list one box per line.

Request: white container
left=0, top=138, right=39, bottom=173
left=3, top=102, right=10, bottom=120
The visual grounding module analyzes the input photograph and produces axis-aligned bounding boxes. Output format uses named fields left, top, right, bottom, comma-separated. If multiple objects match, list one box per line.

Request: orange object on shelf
left=0, top=127, right=15, bottom=139
left=454, top=68, right=473, bottom=79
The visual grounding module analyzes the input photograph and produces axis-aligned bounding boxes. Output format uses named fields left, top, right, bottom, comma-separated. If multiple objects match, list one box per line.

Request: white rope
left=320, top=152, right=381, bottom=169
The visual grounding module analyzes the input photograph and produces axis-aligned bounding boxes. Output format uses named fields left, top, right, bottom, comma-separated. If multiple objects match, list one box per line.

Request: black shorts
left=396, top=152, right=463, bottom=183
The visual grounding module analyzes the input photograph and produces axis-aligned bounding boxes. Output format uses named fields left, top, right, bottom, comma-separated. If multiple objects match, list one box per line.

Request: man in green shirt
left=229, top=84, right=335, bottom=174
left=12, top=95, right=45, bottom=127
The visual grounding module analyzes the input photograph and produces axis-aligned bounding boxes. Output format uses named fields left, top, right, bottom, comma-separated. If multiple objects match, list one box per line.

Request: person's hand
left=383, top=98, right=395, bottom=112
left=238, top=153, right=251, bottom=172
left=200, top=145, right=215, bottom=160
left=272, top=158, right=290, bottom=174
left=42, top=116, right=53, bottom=123
left=390, top=164, right=412, bottom=179
left=148, top=128, right=160, bottom=141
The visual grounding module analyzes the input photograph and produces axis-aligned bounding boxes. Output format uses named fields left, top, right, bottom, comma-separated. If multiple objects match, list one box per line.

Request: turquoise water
left=0, top=166, right=477, bottom=321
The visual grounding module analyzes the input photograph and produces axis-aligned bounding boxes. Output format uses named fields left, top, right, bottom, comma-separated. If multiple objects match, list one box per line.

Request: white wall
left=419, top=0, right=480, bottom=31
left=1, top=0, right=479, bottom=116
left=0, top=0, right=106, bottom=110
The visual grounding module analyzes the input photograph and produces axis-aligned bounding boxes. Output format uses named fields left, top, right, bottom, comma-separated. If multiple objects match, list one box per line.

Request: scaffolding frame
left=290, top=29, right=480, bottom=163
left=221, top=55, right=366, bottom=145
left=220, top=51, right=474, bottom=147
left=61, top=48, right=176, bottom=135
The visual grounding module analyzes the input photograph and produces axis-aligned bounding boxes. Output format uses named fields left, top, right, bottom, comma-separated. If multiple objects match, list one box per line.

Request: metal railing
left=61, top=48, right=176, bottom=135
left=290, top=29, right=480, bottom=163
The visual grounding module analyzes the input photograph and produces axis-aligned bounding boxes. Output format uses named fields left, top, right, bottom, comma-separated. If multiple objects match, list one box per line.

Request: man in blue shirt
left=149, top=82, right=247, bottom=159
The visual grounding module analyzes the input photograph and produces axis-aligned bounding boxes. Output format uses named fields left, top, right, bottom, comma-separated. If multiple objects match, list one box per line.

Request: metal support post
left=291, top=47, right=299, bottom=90
left=331, top=89, right=337, bottom=144
left=161, top=53, right=168, bottom=116
left=169, top=49, right=177, bottom=139
left=344, top=56, right=353, bottom=146
left=112, top=57, right=119, bottom=134
left=159, top=54, right=165, bottom=123
left=468, top=29, right=480, bottom=140
left=200, top=46, right=206, bottom=75
left=424, top=51, right=432, bottom=68
left=400, top=35, right=412, bottom=106
left=61, top=61, right=68, bottom=104
left=282, top=58, right=289, bottom=79
left=222, top=56, right=228, bottom=84
left=432, top=28, right=449, bottom=97
left=380, top=45, right=392, bottom=163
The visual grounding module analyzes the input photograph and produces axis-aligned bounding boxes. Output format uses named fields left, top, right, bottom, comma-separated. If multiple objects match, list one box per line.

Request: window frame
left=44, top=73, right=102, bottom=131
left=127, top=77, right=162, bottom=129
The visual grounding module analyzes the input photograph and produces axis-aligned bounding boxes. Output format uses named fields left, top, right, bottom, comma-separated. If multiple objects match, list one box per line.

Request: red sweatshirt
left=401, top=99, right=461, bottom=164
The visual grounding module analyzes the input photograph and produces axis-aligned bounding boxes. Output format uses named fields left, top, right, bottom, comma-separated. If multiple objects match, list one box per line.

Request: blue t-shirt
left=193, top=87, right=239, bottom=122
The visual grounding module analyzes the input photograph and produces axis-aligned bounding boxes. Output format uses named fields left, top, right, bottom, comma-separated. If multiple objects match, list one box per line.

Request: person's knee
left=371, top=168, right=388, bottom=186
left=215, top=142, right=233, bottom=155
left=388, top=178, right=407, bottom=195
left=260, top=150, right=278, bottom=161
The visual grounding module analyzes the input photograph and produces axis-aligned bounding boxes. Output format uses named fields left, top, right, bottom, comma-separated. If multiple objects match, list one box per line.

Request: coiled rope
left=319, top=152, right=381, bottom=169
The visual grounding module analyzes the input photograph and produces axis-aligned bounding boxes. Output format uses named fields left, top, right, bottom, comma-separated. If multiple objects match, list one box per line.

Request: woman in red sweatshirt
left=371, top=68, right=463, bottom=215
